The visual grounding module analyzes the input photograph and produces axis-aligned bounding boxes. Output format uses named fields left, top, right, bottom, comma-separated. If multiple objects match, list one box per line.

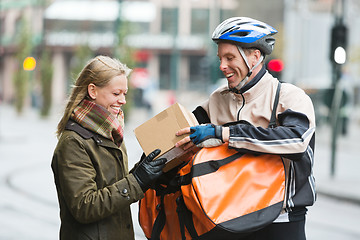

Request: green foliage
left=40, top=49, right=53, bottom=117
left=115, top=21, right=135, bottom=69
left=114, top=21, right=136, bottom=121
left=13, top=70, right=28, bottom=113
left=70, top=45, right=93, bottom=87
left=12, top=17, right=32, bottom=114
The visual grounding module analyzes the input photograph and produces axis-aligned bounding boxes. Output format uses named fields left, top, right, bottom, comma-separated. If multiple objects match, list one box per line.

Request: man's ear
left=251, top=49, right=262, bottom=67
left=88, top=83, right=97, bottom=100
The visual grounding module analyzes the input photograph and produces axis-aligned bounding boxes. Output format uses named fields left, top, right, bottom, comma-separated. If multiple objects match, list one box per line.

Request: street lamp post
left=329, top=0, right=348, bottom=178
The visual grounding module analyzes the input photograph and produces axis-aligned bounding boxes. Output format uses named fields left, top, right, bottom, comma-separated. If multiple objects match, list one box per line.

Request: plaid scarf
left=71, top=99, right=124, bottom=146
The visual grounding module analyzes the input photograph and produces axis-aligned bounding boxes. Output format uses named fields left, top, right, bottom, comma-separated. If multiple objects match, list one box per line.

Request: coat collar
left=65, top=119, right=120, bottom=149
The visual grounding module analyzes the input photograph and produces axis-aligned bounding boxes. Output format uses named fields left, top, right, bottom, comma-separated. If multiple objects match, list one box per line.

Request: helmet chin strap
left=231, top=46, right=264, bottom=91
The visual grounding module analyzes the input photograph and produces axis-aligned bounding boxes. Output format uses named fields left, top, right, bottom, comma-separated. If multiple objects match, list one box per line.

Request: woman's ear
left=88, top=83, right=97, bottom=100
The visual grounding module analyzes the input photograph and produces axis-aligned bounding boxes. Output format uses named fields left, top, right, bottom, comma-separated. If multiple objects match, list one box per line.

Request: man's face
left=217, top=42, right=249, bottom=88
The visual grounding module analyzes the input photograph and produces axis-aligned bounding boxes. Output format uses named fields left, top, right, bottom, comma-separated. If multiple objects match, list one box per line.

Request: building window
left=161, top=8, right=178, bottom=35
left=0, top=16, right=5, bottom=36
left=130, top=22, right=150, bottom=34
left=159, top=54, right=171, bottom=89
left=14, top=17, right=22, bottom=40
left=191, top=9, right=209, bottom=36
left=220, top=9, right=236, bottom=22
left=189, top=55, right=207, bottom=89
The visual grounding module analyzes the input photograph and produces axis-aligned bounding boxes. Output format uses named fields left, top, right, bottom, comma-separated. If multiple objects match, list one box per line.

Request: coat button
left=121, top=188, right=129, bottom=198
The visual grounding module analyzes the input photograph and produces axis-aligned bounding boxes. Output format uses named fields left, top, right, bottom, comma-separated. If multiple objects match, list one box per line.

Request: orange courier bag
left=176, top=143, right=286, bottom=239
left=139, top=144, right=286, bottom=240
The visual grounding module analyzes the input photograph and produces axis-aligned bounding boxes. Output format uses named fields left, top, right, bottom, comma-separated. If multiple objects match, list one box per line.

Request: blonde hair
left=56, top=55, right=131, bottom=138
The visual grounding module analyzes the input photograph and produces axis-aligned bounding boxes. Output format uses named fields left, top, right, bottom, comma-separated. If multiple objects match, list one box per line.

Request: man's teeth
left=226, top=73, right=234, bottom=78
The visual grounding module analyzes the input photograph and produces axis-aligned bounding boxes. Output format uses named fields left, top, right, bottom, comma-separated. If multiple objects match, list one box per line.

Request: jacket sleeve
left=228, top=87, right=316, bottom=160
left=53, top=134, right=144, bottom=224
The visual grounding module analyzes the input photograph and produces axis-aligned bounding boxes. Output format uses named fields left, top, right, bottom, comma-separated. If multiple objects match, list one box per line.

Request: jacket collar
left=239, top=64, right=266, bottom=94
left=241, top=71, right=275, bottom=103
left=220, top=65, right=266, bottom=95
left=220, top=65, right=274, bottom=103
left=65, top=119, right=119, bottom=149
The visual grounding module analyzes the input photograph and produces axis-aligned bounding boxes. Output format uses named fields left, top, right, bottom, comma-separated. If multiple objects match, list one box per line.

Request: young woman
left=51, top=56, right=166, bottom=240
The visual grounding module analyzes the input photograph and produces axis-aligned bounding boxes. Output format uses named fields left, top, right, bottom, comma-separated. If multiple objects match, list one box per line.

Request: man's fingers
left=175, top=136, right=191, bottom=148
left=176, top=127, right=191, bottom=136
left=183, top=141, right=195, bottom=151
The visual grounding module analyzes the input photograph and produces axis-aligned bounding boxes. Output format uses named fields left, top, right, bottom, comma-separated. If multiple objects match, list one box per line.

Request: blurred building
left=0, top=0, right=46, bottom=104
left=2, top=0, right=358, bottom=112
left=0, top=0, right=239, bottom=108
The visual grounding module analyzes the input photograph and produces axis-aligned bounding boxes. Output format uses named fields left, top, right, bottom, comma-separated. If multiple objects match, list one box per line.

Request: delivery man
left=176, top=17, right=316, bottom=240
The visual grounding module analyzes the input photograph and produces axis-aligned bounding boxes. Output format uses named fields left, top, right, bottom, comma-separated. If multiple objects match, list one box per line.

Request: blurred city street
left=0, top=103, right=360, bottom=239
left=1, top=0, right=360, bottom=239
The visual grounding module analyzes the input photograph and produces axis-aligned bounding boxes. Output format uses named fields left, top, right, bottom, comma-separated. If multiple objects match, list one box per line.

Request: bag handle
left=191, top=151, right=245, bottom=178
left=176, top=151, right=245, bottom=185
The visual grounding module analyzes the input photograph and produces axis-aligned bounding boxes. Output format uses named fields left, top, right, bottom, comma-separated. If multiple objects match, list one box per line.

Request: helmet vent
left=237, top=21, right=250, bottom=26
left=220, top=29, right=231, bottom=35
left=231, top=31, right=249, bottom=37
left=254, top=24, right=266, bottom=29
left=266, top=38, right=275, bottom=44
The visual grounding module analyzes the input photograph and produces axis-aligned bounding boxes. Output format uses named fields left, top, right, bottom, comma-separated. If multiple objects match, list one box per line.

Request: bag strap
left=150, top=195, right=166, bottom=240
left=176, top=82, right=281, bottom=182
left=191, top=152, right=245, bottom=178
left=176, top=195, right=199, bottom=240
left=268, top=81, right=281, bottom=128
left=150, top=183, right=182, bottom=240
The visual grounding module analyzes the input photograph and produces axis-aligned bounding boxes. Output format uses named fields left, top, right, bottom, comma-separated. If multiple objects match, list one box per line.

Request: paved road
left=0, top=105, right=360, bottom=239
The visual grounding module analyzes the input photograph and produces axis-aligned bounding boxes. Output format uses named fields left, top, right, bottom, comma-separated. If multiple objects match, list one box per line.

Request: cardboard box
left=134, top=103, right=199, bottom=172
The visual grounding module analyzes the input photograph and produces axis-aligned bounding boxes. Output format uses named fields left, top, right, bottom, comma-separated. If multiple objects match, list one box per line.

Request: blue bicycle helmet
left=212, top=17, right=277, bottom=55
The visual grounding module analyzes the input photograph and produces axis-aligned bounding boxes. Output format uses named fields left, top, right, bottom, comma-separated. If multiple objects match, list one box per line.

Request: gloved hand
left=132, top=149, right=167, bottom=192
left=190, top=124, right=224, bottom=148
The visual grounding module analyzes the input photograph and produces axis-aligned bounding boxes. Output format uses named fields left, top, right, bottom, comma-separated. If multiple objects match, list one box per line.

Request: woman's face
left=89, top=74, right=128, bottom=117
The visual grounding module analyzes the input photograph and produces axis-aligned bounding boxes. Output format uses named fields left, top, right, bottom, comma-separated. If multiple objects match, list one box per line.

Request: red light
left=267, top=59, right=284, bottom=72
left=134, top=50, right=150, bottom=62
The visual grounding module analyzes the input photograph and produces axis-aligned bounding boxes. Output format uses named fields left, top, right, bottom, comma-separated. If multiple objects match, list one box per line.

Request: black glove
left=132, top=149, right=167, bottom=192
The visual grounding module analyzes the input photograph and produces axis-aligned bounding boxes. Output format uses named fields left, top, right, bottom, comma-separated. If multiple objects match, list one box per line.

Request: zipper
left=236, top=93, right=246, bottom=121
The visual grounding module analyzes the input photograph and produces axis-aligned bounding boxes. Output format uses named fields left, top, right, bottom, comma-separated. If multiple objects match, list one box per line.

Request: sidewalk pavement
left=1, top=103, right=360, bottom=239
left=312, top=114, right=360, bottom=205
